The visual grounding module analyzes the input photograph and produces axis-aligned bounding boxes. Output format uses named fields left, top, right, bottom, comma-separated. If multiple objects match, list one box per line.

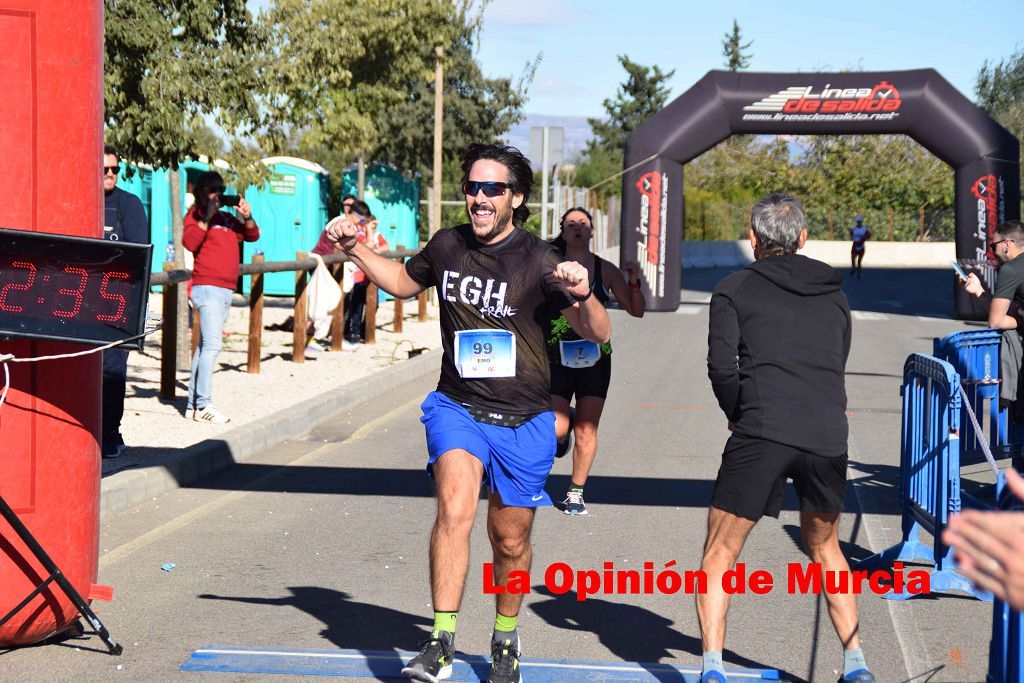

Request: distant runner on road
left=546, top=207, right=645, bottom=516
left=327, top=143, right=611, bottom=683
left=849, top=214, right=871, bottom=279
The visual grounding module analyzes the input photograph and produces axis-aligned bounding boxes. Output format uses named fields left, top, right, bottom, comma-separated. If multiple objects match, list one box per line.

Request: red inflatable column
left=0, top=0, right=108, bottom=646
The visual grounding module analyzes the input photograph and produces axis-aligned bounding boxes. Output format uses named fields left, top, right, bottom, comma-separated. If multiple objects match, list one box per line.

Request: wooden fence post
left=919, top=205, right=926, bottom=240
left=393, top=245, right=404, bottom=334
left=888, top=208, right=895, bottom=241
left=418, top=290, right=428, bottom=322
left=828, top=207, right=834, bottom=241
left=160, top=264, right=178, bottom=400
left=365, top=282, right=378, bottom=345
left=247, top=253, right=264, bottom=373
left=293, top=251, right=308, bottom=362
left=331, top=262, right=345, bottom=351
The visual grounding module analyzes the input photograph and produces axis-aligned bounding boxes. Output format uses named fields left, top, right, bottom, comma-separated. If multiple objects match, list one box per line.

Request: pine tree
left=586, top=55, right=675, bottom=153
left=722, top=19, right=753, bottom=71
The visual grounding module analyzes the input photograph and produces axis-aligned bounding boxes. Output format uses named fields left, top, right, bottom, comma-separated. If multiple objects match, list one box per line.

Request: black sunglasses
left=463, top=180, right=510, bottom=198
left=103, top=165, right=119, bottom=175
left=993, top=239, right=1009, bottom=248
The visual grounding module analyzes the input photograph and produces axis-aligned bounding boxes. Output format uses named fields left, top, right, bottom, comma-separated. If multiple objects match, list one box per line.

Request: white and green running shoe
left=402, top=630, right=454, bottom=682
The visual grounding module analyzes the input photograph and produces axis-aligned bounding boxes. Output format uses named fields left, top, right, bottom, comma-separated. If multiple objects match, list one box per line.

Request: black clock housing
left=0, top=228, right=152, bottom=349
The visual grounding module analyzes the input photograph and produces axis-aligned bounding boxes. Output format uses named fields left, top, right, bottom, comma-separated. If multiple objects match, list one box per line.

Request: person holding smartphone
left=962, top=220, right=1024, bottom=330
left=182, top=171, right=260, bottom=424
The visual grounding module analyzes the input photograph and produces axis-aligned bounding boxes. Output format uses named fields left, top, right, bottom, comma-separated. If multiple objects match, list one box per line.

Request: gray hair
left=751, top=194, right=805, bottom=254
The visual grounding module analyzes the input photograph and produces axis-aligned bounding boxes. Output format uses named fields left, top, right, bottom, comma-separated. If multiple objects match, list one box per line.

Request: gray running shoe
left=488, top=634, right=521, bottom=683
left=562, top=489, right=587, bottom=516
left=402, top=630, right=453, bottom=682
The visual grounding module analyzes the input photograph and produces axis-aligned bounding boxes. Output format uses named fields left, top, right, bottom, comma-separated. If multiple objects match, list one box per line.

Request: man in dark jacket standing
left=698, top=194, right=872, bottom=683
left=101, top=145, right=150, bottom=458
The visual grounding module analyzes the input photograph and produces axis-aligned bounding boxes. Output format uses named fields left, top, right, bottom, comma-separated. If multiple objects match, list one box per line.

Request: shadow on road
left=529, top=586, right=806, bottom=682
left=198, top=587, right=432, bottom=679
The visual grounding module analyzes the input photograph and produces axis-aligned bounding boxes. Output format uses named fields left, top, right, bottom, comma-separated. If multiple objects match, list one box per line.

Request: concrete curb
left=99, top=349, right=442, bottom=522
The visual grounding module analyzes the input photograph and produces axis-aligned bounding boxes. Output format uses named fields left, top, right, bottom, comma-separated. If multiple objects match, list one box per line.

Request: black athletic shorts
left=711, top=433, right=847, bottom=521
left=549, top=354, right=612, bottom=400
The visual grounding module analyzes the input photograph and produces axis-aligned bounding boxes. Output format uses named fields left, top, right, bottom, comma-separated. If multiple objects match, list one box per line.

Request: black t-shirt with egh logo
left=405, top=224, right=574, bottom=417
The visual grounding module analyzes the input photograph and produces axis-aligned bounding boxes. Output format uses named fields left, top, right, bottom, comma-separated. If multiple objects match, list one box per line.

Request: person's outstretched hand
left=943, top=468, right=1024, bottom=608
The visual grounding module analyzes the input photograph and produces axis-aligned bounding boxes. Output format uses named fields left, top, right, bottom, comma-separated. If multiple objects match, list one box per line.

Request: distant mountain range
left=502, top=113, right=594, bottom=167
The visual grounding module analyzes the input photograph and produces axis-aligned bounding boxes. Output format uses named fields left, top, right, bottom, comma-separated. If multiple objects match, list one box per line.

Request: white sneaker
left=304, top=342, right=322, bottom=356
left=193, top=405, right=230, bottom=424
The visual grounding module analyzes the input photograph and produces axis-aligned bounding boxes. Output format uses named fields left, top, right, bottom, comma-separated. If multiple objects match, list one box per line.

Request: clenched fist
left=554, top=260, right=591, bottom=299
left=325, top=215, right=360, bottom=252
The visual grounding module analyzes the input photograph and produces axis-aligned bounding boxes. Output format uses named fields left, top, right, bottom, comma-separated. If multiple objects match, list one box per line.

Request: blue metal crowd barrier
left=859, top=353, right=991, bottom=600
left=934, top=329, right=1022, bottom=464
left=988, top=471, right=1024, bottom=683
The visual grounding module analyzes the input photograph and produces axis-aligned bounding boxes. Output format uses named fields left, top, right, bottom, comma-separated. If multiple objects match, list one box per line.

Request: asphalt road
left=0, top=266, right=996, bottom=682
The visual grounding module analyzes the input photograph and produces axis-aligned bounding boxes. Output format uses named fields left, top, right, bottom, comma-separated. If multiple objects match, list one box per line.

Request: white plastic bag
left=307, top=253, right=342, bottom=338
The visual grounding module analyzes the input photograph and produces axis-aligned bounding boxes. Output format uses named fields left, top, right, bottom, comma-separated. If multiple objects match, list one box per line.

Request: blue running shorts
left=420, top=391, right=556, bottom=507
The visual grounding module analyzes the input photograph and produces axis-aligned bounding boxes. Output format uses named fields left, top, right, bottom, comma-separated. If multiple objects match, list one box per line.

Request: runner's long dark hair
left=549, top=206, right=594, bottom=256
left=460, top=143, right=533, bottom=228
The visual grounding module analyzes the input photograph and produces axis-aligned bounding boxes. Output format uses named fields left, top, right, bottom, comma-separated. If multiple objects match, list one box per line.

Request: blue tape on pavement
left=180, top=644, right=781, bottom=681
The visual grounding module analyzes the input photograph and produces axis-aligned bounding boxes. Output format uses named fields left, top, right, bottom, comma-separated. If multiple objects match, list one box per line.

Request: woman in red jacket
left=183, top=171, right=260, bottom=424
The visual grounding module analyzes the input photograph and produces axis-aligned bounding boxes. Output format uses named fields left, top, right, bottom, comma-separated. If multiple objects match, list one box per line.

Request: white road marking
left=851, top=311, right=889, bottom=321
left=846, top=434, right=933, bottom=681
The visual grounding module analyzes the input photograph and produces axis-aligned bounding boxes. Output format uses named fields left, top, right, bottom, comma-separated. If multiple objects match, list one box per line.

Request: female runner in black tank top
left=547, top=207, right=646, bottom=515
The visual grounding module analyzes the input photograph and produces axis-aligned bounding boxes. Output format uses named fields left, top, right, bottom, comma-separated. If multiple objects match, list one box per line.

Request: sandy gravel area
left=104, top=291, right=441, bottom=475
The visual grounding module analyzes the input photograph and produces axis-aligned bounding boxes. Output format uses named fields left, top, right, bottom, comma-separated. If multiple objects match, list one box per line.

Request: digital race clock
left=0, top=228, right=152, bottom=349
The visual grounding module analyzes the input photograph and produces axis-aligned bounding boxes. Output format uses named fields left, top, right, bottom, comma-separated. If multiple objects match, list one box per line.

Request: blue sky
left=476, top=0, right=1024, bottom=117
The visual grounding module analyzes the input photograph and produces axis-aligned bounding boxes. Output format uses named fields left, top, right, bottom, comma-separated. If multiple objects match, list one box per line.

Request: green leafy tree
left=104, top=0, right=260, bottom=172
left=104, top=0, right=263, bottom=367
left=253, top=0, right=453, bottom=162
left=104, top=0, right=265, bottom=249
left=587, top=56, right=675, bottom=153
left=575, top=56, right=674, bottom=196
left=722, top=19, right=753, bottom=71
left=255, top=0, right=533, bottom=233
left=975, top=48, right=1024, bottom=199
left=373, top=23, right=535, bottom=185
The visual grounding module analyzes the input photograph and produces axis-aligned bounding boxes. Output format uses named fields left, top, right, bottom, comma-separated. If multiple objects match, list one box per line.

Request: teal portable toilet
left=242, top=156, right=330, bottom=296
left=342, top=163, right=420, bottom=253
left=342, top=163, right=420, bottom=301
left=150, top=158, right=235, bottom=275
left=116, top=162, right=153, bottom=226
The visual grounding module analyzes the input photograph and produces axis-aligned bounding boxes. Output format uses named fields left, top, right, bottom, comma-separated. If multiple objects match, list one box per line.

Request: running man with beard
left=326, top=143, right=611, bottom=683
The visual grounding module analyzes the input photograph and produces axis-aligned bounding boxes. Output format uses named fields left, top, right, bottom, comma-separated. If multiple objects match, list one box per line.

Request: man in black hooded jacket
left=696, top=194, right=873, bottom=683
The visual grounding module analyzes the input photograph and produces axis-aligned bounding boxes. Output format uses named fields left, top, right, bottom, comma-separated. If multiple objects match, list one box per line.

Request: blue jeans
left=187, top=284, right=234, bottom=410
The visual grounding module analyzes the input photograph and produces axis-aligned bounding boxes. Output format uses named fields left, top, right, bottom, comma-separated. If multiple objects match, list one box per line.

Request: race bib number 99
left=454, top=329, right=516, bottom=378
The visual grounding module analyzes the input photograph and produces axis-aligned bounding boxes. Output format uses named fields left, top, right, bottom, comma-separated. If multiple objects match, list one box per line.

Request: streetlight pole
left=431, top=45, right=444, bottom=236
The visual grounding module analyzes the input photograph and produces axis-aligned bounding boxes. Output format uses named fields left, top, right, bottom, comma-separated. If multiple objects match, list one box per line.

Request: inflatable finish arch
left=619, top=69, right=1021, bottom=317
